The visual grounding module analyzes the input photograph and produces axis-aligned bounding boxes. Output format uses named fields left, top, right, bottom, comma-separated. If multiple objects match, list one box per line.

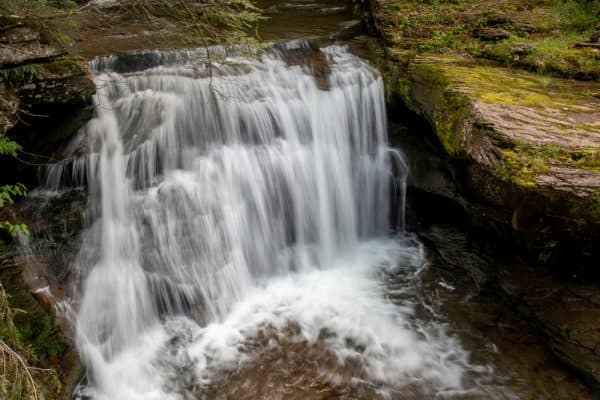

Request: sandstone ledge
left=388, top=51, right=600, bottom=242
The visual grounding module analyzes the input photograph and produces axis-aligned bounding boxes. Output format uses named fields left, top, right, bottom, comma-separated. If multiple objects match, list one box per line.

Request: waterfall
left=48, top=43, right=480, bottom=399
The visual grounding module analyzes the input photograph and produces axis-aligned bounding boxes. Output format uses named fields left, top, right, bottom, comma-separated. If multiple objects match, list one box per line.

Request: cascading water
left=46, top=42, right=493, bottom=399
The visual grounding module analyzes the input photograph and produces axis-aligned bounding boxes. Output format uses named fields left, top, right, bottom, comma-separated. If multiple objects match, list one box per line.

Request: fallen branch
left=574, top=42, right=600, bottom=49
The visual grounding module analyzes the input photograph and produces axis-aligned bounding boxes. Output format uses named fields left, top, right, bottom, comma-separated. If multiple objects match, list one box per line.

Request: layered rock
left=364, top=0, right=600, bottom=390
left=0, top=20, right=94, bottom=140
left=396, top=54, right=600, bottom=244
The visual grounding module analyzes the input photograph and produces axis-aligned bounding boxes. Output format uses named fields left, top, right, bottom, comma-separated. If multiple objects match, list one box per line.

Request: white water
left=48, top=43, right=486, bottom=399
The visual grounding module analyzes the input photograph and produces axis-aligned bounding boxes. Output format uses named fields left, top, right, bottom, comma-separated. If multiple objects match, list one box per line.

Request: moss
left=407, top=59, right=473, bottom=156
left=482, top=34, right=600, bottom=80
left=0, top=64, right=44, bottom=87
left=373, top=0, right=600, bottom=81
left=498, top=148, right=547, bottom=188
left=434, top=90, right=471, bottom=156
left=495, top=142, right=600, bottom=190
left=414, top=57, right=599, bottom=116
left=39, top=57, right=88, bottom=78
left=567, top=190, right=600, bottom=223
left=0, top=271, right=64, bottom=399
left=394, top=75, right=413, bottom=108
left=0, top=58, right=89, bottom=89
left=521, top=144, right=600, bottom=170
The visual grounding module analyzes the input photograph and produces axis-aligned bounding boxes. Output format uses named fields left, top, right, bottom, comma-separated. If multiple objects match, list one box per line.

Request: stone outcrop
left=364, top=0, right=600, bottom=390
left=0, top=19, right=94, bottom=139
left=416, top=222, right=600, bottom=393
left=0, top=20, right=92, bottom=393
left=390, top=52, right=600, bottom=255
left=0, top=17, right=62, bottom=68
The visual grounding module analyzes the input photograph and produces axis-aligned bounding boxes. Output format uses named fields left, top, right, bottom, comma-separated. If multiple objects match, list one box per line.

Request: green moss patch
left=374, top=0, right=600, bottom=81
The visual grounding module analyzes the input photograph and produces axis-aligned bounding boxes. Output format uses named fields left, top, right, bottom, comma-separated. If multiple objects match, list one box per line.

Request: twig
left=0, top=339, right=39, bottom=400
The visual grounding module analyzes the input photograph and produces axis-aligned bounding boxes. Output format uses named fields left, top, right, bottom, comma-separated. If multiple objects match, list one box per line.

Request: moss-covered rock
left=388, top=53, right=600, bottom=234
left=371, top=0, right=600, bottom=81
left=0, top=21, right=95, bottom=138
left=366, top=1, right=600, bottom=387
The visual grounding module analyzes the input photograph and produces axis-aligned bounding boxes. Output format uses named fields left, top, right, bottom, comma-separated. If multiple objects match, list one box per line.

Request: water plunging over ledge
left=43, top=42, right=512, bottom=399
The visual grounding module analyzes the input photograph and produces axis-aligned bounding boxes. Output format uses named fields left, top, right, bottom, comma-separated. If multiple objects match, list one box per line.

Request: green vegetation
left=0, top=0, right=83, bottom=49
left=500, top=143, right=600, bottom=188
left=0, top=282, right=62, bottom=400
left=0, top=2, right=266, bottom=399
left=101, top=0, right=263, bottom=48
left=1, top=0, right=263, bottom=59
left=0, top=65, right=43, bottom=87
left=0, top=136, right=29, bottom=240
left=375, top=0, right=600, bottom=80
left=384, top=52, right=600, bottom=195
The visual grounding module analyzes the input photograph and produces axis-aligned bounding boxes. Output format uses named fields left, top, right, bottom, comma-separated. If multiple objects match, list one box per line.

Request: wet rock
left=499, top=263, right=600, bottom=390
left=475, top=27, right=511, bottom=41
left=418, top=225, right=491, bottom=289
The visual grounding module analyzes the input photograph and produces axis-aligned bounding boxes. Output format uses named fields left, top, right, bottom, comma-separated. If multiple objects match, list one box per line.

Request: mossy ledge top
left=399, top=54, right=600, bottom=201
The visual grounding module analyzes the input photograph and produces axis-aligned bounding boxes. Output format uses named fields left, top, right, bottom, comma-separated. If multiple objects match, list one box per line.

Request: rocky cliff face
left=363, top=0, right=600, bottom=391
left=0, top=16, right=93, bottom=400
left=395, top=53, right=600, bottom=256
left=0, top=16, right=94, bottom=150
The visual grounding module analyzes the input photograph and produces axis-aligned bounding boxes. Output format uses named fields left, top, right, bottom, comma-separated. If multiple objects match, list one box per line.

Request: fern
left=0, top=65, right=43, bottom=87
left=0, top=136, right=28, bottom=238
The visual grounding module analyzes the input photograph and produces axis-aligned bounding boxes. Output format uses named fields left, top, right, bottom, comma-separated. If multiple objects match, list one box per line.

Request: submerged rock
left=500, top=261, right=600, bottom=391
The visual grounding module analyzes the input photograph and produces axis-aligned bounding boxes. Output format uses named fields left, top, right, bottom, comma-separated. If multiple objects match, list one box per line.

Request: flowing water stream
left=40, top=42, right=515, bottom=399
left=30, top=27, right=597, bottom=397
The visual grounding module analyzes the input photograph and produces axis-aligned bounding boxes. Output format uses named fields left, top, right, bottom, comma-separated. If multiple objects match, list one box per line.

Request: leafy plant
left=0, top=283, right=60, bottom=400
left=549, top=0, right=600, bottom=33
left=0, top=136, right=29, bottom=238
